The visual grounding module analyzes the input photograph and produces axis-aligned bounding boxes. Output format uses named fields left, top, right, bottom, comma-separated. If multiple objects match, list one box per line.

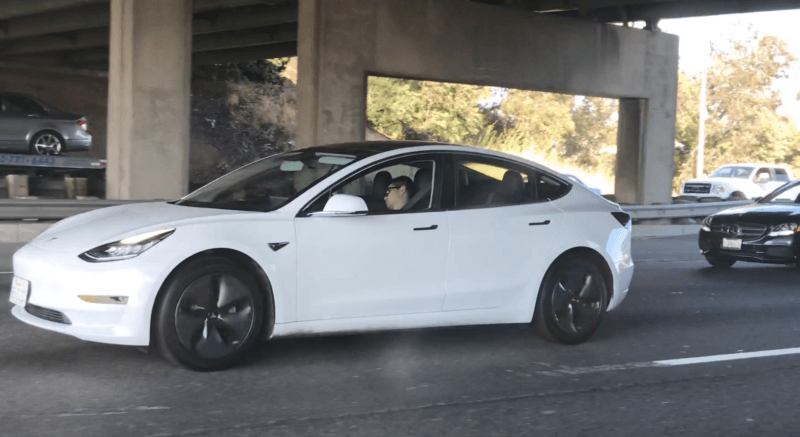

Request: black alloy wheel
left=704, top=254, right=736, bottom=268
left=154, top=256, right=264, bottom=371
left=536, top=257, right=608, bottom=344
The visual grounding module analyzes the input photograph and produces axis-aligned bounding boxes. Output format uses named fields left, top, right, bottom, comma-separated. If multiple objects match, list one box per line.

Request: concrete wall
left=0, top=66, right=108, bottom=159
left=297, top=0, right=679, bottom=204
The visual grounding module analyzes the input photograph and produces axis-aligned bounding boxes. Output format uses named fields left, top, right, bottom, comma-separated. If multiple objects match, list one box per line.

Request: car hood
left=28, top=202, right=248, bottom=253
left=684, top=177, right=743, bottom=186
left=713, top=203, right=800, bottom=225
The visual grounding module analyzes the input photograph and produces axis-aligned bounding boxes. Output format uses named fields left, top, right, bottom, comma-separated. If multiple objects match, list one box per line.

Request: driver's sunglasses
left=385, top=185, right=401, bottom=195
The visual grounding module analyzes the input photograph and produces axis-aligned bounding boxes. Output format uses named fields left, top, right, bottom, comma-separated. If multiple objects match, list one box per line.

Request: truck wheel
left=729, top=191, right=747, bottom=201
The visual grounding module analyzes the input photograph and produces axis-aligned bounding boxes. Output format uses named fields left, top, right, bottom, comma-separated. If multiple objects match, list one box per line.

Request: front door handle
left=529, top=220, right=551, bottom=226
left=414, top=225, right=438, bottom=231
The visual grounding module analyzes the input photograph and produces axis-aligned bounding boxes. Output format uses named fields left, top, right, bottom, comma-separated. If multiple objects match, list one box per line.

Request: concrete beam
left=192, top=23, right=297, bottom=52
left=558, top=0, right=800, bottom=21
left=0, top=0, right=105, bottom=21
left=193, top=0, right=270, bottom=13
left=0, top=1, right=297, bottom=41
left=0, top=27, right=108, bottom=56
left=193, top=2, right=298, bottom=34
left=192, top=41, right=296, bottom=65
left=0, top=4, right=110, bottom=41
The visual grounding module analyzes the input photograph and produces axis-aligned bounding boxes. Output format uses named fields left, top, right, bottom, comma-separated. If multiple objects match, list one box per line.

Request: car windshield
left=759, top=180, right=800, bottom=204
left=709, top=166, right=754, bottom=179
left=175, top=150, right=359, bottom=212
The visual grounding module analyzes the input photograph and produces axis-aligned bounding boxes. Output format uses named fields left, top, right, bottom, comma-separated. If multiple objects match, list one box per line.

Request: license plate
left=722, top=238, right=742, bottom=251
left=9, top=277, right=29, bottom=306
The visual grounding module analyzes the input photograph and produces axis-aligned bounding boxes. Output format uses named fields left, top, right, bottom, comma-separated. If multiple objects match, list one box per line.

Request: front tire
left=705, top=254, right=736, bottom=268
left=153, top=256, right=264, bottom=371
left=729, top=191, right=747, bottom=201
left=535, top=257, right=609, bottom=344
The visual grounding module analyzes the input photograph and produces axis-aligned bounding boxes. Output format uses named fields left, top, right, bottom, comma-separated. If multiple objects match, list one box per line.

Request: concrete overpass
left=0, top=0, right=798, bottom=202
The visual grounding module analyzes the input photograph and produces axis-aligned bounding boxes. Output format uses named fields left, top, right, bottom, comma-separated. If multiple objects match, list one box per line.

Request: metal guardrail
left=623, top=200, right=750, bottom=220
left=0, top=198, right=752, bottom=222
left=0, top=199, right=133, bottom=220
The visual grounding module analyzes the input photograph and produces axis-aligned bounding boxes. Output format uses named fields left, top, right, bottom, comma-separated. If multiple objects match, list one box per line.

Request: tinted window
left=5, top=95, right=45, bottom=115
left=453, top=156, right=568, bottom=208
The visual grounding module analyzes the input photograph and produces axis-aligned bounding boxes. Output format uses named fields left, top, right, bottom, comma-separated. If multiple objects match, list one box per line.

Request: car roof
left=722, top=163, right=790, bottom=169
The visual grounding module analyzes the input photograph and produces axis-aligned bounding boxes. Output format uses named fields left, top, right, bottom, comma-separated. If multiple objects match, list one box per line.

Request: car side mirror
left=309, top=194, right=368, bottom=216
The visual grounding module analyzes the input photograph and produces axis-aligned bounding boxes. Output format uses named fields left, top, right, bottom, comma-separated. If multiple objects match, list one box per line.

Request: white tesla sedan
left=10, top=142, right=633, bottom=371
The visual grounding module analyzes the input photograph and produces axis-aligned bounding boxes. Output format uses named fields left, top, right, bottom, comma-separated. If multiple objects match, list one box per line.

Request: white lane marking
left=654, top=347, right=800, bottom=366
left=0, top=272, right=12, bottom=275
left=535, top=347, right=800, bottom=377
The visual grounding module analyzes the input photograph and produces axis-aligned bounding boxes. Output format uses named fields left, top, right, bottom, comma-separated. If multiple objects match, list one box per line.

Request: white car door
left=294, top=154, right=449, bottom=321
left=443, top=155, right=567, bottom=312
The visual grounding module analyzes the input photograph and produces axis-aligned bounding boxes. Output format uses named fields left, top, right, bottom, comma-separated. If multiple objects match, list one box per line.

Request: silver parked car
left=0, top=93, right=92, bottom=156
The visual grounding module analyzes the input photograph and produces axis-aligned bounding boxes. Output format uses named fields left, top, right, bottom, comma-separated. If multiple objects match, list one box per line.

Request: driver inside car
left=384, top=176, right=415, bottom=211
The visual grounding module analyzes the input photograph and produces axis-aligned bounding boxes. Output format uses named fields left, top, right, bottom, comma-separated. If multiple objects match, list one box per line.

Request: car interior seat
left=403, top=168, right=432, bottom=210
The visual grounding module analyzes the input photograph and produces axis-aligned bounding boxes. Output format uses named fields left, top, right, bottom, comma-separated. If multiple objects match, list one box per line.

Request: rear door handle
left=414, top=225, right=438, bottom=231
left=529, top=220, right=550, bottom=226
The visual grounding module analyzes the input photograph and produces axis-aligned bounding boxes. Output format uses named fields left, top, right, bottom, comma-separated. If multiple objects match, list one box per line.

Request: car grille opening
left=684, top=183, right=711, bottom=194
left=711, top=222, right=767, bottom=241
left=25, top=304, right=72, bottom=325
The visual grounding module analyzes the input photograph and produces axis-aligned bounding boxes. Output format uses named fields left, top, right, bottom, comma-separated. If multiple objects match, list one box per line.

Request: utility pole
left=696, top=54, right=709, bottom=179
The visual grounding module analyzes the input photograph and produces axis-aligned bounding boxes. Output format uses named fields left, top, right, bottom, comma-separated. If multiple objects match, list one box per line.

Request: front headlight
left=712, top=185, right=728, bottom=194
left=701, top=216, right=713, bottom=232
left=769, top=223, right=798, bottom=237
left=79, top=228, right=175, bottom=262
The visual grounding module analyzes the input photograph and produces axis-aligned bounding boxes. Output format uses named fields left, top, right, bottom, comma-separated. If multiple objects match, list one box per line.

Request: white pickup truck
left=681, top=164, right=793, bottom=200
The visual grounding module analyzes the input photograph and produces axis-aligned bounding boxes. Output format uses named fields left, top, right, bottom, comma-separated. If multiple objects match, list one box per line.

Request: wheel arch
left=533, top=246, right=614, bottom=320
left=150, top=248, right=277, bottom=343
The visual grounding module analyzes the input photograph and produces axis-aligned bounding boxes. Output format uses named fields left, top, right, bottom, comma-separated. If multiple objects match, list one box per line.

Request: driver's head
left=385, top=176, right=414, bottom=210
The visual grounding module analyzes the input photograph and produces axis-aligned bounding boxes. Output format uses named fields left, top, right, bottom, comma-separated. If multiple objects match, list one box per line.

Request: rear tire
left=153, top=256, right=264, bottom=371
left=705, top=254, right=736, bottom=268
left=535, top=257, right=609, bottom=344
left=30, top=131, right=64, bottom=156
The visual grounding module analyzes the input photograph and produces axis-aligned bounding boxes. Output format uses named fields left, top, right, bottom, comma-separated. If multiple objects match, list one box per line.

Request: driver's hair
left=390, top=176, right=415, bottom=198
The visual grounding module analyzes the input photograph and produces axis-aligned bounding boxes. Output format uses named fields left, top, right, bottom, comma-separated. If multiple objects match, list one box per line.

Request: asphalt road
left=2, top=236, right=800, bottom=437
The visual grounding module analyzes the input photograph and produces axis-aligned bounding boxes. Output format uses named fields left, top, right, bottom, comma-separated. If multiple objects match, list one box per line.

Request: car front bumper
left=699, top=230, right=797, bottom=264
left=10, top=241, right=163, bottom=346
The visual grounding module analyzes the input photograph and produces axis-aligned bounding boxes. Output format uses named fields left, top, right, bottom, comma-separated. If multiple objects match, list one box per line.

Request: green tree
left=561, top=97, right=618, bottom=176
left=367, top=77, right=489, bottom=143
left=675, top=30, right=799, bottom=192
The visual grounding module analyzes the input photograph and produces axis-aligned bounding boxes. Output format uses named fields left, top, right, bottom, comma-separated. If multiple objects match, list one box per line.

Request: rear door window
left=774, top=168, right=791, bottom=182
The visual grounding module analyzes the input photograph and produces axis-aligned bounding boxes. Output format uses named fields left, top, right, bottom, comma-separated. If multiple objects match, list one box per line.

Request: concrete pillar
left=615, top=99, right=644, bottom=204
left=106, top=0, right=192, bottom=199
left=6, top=175, right=29, bottom=198
left=615, top=32, right=679, bottom=205
left=65, top=177, right=88, bottom=199
left=297, top=0, right=371, bottom=148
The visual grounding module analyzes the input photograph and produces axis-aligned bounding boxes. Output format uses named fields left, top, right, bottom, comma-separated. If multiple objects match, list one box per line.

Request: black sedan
left=700, top=180, right=800, bottom=268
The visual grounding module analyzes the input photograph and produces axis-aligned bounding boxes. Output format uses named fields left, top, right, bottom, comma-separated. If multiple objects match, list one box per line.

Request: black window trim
left=446, top=152, right=573, bottom=211
left=296, top=152, right=447, bottom=218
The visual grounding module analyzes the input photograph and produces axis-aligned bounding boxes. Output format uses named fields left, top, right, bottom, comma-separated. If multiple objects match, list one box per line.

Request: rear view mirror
left=280, top=161, right=304, bottom=172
